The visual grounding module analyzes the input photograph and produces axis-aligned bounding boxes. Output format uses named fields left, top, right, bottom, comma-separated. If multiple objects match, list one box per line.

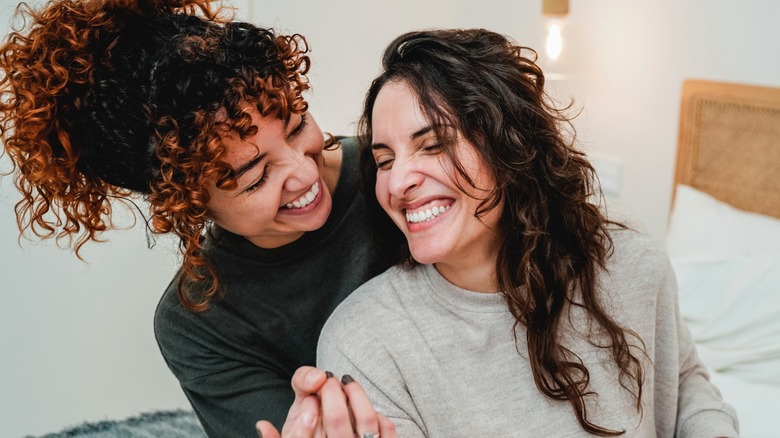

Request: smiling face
left=205, top=107, right=338, bottom=248
left=370, top=80, right=503, bottom=290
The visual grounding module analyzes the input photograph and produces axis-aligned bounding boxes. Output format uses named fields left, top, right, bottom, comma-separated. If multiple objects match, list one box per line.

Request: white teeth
left=284, top=182, right=319, bottom=209
left=406, top=204, right=450, bottom=223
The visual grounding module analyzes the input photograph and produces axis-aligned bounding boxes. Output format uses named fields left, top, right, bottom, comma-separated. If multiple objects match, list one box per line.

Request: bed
left=666, top=79, right=780, bottom=437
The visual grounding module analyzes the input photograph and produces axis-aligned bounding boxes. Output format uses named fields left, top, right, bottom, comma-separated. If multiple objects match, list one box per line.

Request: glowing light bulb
left=546, top=23, right=563, bottom=61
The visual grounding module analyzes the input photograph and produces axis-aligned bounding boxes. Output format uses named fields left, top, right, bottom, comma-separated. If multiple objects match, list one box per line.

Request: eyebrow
left=230, top=112, right=303, bottom=180
left=230, top=113, right=305, bottom=179
left=370, top=125, right=434, bottom=151
left=234, top=153, right=267, bottom=179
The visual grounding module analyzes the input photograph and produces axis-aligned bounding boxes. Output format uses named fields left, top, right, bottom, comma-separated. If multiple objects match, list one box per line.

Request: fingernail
left=255, top=422, right=263, bottom=438
left=325, top=370, right=334, bottom=379
left=341, top=374, right=354, bottom=385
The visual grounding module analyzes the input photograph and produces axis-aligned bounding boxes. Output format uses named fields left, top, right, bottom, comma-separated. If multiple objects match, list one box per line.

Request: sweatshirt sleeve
left=155, top=299, right=293, bottom=437
left=659, top=255, right=740, bottom=437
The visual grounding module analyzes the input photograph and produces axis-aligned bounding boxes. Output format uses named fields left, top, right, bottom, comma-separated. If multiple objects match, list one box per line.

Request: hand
left=324, top=374, right=396, bottom=438
left=255, top=367, right=396, bottom=438
left=256, top=366, right=327, bottom=438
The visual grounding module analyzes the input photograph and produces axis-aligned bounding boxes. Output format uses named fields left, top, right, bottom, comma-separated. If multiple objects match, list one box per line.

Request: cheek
left=304, top=128, right=325, bottom=153
left=374, top=174, right=393, bottom=215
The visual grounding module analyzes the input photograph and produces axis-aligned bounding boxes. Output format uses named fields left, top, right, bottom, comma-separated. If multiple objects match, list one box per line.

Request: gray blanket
left=28, top=410, right=206, bottom=438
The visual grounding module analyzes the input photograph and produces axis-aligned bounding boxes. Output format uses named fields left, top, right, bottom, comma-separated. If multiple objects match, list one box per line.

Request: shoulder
left=319, top=265, right=419, bottom=344
left=324, top=266, right=409, bottom=321
left=317, top=266, right=425, bottom=391
left=154, top=273, right=185, bottom=341
left=606, top=225, right=672, bottom=278
left=155, top=277, right=193, bottom=347
left=597, top=226, right=677, bottom=314
left=154, top=273, right=215, bottom=371
left=593, top=227, right=683, bottom=340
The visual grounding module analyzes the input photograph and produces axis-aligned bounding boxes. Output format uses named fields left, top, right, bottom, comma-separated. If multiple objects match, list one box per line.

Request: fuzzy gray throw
left=27, top=409, right=207, bottom=438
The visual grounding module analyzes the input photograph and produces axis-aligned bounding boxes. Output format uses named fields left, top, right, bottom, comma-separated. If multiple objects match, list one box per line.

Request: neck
left=434, top=249, right=499, bottom=293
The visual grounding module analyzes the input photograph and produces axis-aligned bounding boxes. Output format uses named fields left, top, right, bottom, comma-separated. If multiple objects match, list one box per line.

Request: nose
left=387, top=155, right=424, bottom=199
left=281, top=141, right=319, bottom=193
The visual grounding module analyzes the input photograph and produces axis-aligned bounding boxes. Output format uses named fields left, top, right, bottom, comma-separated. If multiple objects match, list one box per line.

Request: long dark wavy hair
left=359, top=29, right=645, bottom=436
left=0, top=0, right=311, bottom=311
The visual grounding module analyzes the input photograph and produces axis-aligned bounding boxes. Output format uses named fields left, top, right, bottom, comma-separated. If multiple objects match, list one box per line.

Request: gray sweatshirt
left=317, top=228, right=739, bottom=437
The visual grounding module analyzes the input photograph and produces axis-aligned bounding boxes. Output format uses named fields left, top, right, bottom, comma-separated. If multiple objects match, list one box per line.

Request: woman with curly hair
left=317, top=29, right=739, bottom=437
left=0, top=0, right=396, bottom=437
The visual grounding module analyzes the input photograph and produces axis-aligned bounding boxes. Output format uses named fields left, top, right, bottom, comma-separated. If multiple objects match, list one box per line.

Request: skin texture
left=370, top=80, right=502, bottom=292
left=206, top=109, right=341, bottom=249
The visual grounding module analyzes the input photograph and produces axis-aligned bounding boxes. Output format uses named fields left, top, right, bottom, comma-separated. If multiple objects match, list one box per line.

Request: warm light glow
left=546, top=23, right=563, bottom=61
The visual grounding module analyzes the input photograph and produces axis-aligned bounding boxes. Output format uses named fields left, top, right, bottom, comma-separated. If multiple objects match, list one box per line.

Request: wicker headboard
left=674, top=79, right=780, bottom=219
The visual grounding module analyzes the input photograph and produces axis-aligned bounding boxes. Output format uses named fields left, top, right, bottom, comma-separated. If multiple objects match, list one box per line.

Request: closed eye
left=289, top=113, right=308, bottom=139
left=244, top=164, right=270, bottom=193
left=422, top=143, right=442, bottom=153
left=375, top=157, right=394, bottom=170
left=371, top=142, right=394, bottom=171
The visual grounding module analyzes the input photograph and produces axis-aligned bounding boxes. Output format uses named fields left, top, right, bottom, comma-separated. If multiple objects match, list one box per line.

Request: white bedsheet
left=709, top=370, right=780, bottom=438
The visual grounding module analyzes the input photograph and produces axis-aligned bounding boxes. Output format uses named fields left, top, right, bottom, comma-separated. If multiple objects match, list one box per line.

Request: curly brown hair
left=0, top=0, right=311, bottom=311
left=359, top=29, right=645, bottom=435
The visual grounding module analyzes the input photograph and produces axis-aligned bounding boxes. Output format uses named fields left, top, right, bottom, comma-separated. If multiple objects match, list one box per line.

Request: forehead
left=217, top=105, right=286, bottom=165
left=372, top=81, right=429, bottom=131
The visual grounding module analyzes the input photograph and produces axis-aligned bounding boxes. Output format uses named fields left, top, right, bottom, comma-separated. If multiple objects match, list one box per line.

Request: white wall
left=562, top=0, right=780, bottom=238
left=2, top=0, right=778, bottom=436
left=252, top=0, right=780, bottom=240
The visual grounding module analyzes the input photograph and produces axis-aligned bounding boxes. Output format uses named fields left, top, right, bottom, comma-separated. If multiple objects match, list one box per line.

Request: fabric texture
left=318, top=228, right=740, bottom=437
left=28, top=410, right=205, bottom=438
left=154, top=137, right=394, bottom=437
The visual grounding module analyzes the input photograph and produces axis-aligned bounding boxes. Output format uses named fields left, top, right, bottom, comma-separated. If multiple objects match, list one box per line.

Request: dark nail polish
left=325, top=370, right=334, bottom=379
left=341, top=374, right=354, bottom=385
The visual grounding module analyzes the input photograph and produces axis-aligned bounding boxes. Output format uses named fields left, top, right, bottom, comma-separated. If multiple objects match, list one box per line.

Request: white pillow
left=666, top=184, right=780, bottom=260
left=666, top=185, right=780, bottom=385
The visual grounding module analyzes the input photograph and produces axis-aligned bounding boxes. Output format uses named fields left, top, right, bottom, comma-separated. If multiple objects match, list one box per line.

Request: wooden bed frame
left=674, top=79, right=780, bottom=219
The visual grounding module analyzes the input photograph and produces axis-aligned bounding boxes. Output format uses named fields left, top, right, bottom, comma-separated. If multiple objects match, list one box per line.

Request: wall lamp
left=542, top=0, right=569, bottom=61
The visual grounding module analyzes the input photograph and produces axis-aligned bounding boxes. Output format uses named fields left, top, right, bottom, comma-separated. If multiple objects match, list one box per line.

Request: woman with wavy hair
left=317, top=28, right=739, bottom=437
left=0, top=0, right=396, bottom=437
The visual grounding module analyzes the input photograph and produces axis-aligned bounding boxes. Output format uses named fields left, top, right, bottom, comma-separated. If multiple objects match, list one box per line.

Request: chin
left=408, top=245, right=448, bottom=266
